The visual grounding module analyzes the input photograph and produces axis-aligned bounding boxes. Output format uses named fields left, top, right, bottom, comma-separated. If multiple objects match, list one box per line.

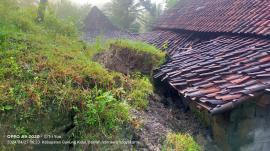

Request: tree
left=50, top=0, right=91, bottom=29
left=103, top=0, right=164, bottom=32
left=140, top=0, right=161, bottom=17
left=139, top=0, right=163, bottom=31
left=37, top=0, right=48, bottom=22
left=103, top=0, right=142, bottom=32
left=165, top=0, right=180, bottom=9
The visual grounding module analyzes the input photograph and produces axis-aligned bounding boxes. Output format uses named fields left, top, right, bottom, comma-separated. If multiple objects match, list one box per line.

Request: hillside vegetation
left=0, top=1, right=165, bottom=150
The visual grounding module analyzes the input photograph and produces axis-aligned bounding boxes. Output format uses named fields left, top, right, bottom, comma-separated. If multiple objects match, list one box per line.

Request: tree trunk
left=36, top=0, right=48, bottom=23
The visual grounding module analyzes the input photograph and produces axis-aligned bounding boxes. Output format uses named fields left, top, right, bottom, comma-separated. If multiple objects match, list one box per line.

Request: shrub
left=163, top=133, right=201, bottom=151
left=127, top=76, right=153, bottom=109
left=74, top=89, right=130, bottom=139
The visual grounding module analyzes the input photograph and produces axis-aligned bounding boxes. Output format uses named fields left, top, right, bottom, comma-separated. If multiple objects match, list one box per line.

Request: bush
left=163, top=133, right=201, bottom=151
left=127, top=76, right=153, bottom=109
left=74, top=89, right=130, bottom=139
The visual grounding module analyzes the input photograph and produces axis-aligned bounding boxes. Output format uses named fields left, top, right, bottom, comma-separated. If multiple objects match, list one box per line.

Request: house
left=139, top=0, right=270, bottom=150
left=83, top=6, right=135, bottom=43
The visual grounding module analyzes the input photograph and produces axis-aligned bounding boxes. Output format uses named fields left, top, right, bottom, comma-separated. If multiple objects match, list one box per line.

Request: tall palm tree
left=103, top=0, right=144, bottom=32
left=103, top=0, right=164, bottom=32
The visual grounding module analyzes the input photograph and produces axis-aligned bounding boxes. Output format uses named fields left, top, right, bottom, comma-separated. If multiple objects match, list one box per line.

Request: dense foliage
left=103, top=0, right=164, bottom=32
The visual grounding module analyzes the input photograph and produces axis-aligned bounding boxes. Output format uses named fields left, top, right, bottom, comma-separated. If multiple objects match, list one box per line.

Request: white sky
left=70, top=0, right=165, bottom=6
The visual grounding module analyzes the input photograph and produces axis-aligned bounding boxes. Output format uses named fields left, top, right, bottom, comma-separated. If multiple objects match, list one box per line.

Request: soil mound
left=93, top=44, right=161, bottom=75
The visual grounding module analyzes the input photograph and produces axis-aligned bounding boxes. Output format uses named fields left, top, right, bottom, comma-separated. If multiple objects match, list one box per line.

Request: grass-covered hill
left=0, top=1, right=165, bottom=150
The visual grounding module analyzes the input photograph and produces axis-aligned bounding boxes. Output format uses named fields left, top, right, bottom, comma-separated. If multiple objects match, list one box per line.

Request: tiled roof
left=153, top=32, right=270, bottom=114
left=83, top=6, right=135, bottom=43
left=84, top=30, right=137, bottom=43
left=137, top=0, right=270, bottom=114
left=154, top=0, right=270, bottom=37
left=84, top=6, right=118, bottom=32
left=137, top=30, right=195, bottom=56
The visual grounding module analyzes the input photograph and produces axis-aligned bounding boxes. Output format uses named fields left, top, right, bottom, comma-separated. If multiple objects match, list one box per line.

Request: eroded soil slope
left=93, top=44, right=162, bottom=75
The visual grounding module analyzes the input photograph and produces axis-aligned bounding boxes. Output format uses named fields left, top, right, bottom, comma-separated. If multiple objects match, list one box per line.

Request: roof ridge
left=84, top=6, right=119, bottom=32
left=154, top=0, right=270, bottom=37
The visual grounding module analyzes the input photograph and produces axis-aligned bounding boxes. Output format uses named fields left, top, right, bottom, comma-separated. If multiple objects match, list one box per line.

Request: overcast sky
left=70, top=0, right=165, bottom=6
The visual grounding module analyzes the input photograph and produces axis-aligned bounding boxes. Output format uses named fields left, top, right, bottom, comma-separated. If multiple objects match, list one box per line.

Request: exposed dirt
left=93, top=45, right=157, bottom=75
left=93, top=45, right=220, bottom=150
left=130, top=93, right=221, bottom=151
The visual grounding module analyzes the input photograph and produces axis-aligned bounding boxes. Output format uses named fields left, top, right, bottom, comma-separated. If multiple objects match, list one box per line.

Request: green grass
left=108, top=39, right=166, bottom=65
left=163, top=133, right=201, bottom=151
left=108, top=39, right=162, bottom=54
left=91, top=38, right=166, bottom=71
left=0, top=1, right=164, bottom=150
